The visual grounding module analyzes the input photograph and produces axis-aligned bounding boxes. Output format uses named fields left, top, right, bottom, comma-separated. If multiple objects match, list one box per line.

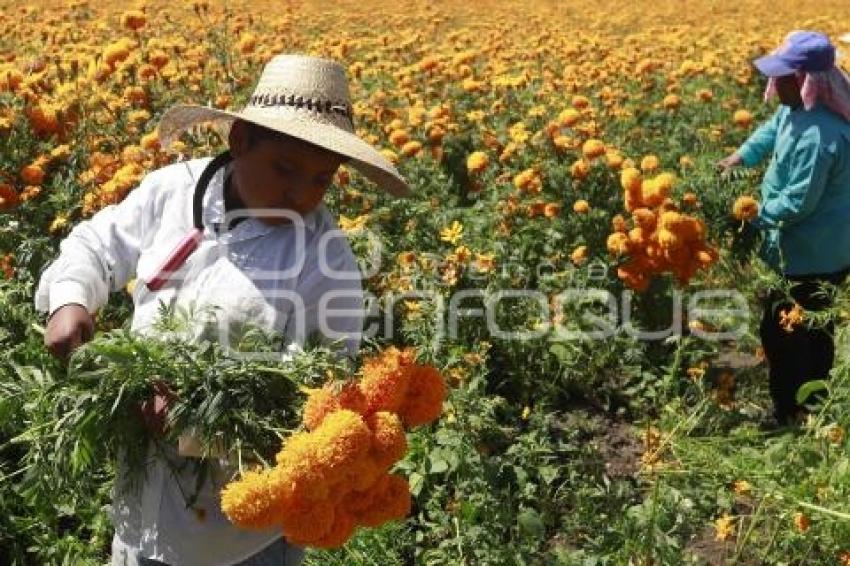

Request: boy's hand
left=45, top=303, right=94, bottom=360
left=716, top=152, right=743, bottom=175
left=139, top=379, right=177, bottom=436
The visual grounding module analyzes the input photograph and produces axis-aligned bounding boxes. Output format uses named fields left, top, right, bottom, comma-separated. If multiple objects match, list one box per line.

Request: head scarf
left=763, top=31, right=850, bottom=122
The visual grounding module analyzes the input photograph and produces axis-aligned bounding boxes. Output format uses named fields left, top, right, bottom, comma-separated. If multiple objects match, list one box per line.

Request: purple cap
left=754, top=31, right=836, bottom=77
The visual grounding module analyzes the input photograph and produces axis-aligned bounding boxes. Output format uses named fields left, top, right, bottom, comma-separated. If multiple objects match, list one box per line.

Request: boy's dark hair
left=238, top=119, right=297, bottom=148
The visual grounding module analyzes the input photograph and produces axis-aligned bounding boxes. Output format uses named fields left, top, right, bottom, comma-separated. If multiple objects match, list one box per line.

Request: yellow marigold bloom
left=570, top=159, right=590, bottom=180
left=714, top=513, right=735, bottom=541
left=309, top=409, right=373, bottom=474
left=640, top=155, right=660, bottom=172
left=121, top=9, right=147, bottom=31
left=732, top=196, right=759, bottom=221
left=582, top=139, right=606, bottom=159
left=605, top=152, right=624, bottom=169
left=733, top=109, right=754, bottom=128
left=400, top=140, right=422, bottom=157
left=662, top=94, right=681, bottom=109
left=570, top=245, right=588, bottom=266
left=103, top=39, right=132, bottom=67
left=513, top=168, right=536, bottom=190
left=466, top=151, right=489, bottom=174
left=380, top=149, right=399, bottom=165
left=605, top=232, right=630, bottom=257
left=440, top=220, right=464, bottom=245
left=620, top=167, right=642, bottom=193
left=679, top=155, right=694, bottom=168
left=49, top=214, right=69, bottom=234
left=573, top=199, right=590, bottom=214
left=366, top=411, right=407, bottom=468
left=558, top=108, right=581, bottom=127
left=398, top=364, right=446, bottom=428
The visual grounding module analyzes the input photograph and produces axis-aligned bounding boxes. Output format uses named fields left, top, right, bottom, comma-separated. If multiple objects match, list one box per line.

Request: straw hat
left=158, top=54, right=411, bottom=197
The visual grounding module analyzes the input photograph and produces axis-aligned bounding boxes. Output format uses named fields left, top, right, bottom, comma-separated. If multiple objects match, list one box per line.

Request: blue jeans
left=130, top=537, right=305, bottom=566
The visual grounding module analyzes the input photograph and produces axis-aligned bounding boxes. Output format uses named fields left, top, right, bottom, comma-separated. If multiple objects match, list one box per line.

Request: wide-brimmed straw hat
left=158, top=54, right=411, bottom=197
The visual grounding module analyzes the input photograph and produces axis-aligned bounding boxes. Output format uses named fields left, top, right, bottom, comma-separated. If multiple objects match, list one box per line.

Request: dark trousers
left=759, top=268, right=849, bottom=422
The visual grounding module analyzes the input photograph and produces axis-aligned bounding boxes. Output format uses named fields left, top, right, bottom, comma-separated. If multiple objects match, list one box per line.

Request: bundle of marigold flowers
left=607, top=167, right=718, bottom=291
left=221, top=347, right=447, bottom=548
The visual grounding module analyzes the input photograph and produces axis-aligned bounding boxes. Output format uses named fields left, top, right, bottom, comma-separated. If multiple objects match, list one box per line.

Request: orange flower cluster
left=221, top=347, right=447, bottom=548
left=607, top=167, right=718, bottom=291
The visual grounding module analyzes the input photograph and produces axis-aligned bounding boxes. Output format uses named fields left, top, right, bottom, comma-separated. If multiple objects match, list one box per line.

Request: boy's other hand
left=716, top=152, right=743, bottom=175
left=45, top=303, right=94, bottom=360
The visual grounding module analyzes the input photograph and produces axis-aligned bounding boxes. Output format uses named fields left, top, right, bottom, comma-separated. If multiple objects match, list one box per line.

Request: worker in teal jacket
left=719, top=31, right=850, bottom=425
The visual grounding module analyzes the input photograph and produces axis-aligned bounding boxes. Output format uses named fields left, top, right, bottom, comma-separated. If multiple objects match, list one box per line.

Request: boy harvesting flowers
left=36, top=55, right=410, bottom=566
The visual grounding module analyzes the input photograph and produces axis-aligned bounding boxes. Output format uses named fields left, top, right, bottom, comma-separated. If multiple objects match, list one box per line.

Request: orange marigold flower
left=359, top=347, right=415, bottom=414
left=354, top=474, right=412, bottom=528
left=573, top=199, right=590, bottom=214
left=221, top=468, right=290, bottom=529
left=302, top=382, right=367, bottom=431
left=400, top=140, right=422, bottom=157
left=733, top=109, right=754, bottom=128
left=632, top=208, right=656, bottom=232
left=662, top=94, right=681, bottom=109
left=0, top=184, right=20, bottom=210
left=308, top=410, right=373, bottom=477
left=397, top=364, right=447, bottom=428
left=570, top=159, right=591, bottom=180
left=20, top=163, right=45, bottom=186
left=570, top=245, right=588, bottom=266
left=640, top=155, right=660, bottom=172
left=732, top=196, right=759, bottom=221
left=311, top=510, right=357, bottom=549
left=606, top=232, right=630, bottom=256
left=792, top=512, right=810, bottom=533
left=366, top=411, right=407, bottom=468
left=544, top=202, right=561, bottom=218
left=582, top=139, right=606, bottom=159
left=280, top=498, right=336, bottom=546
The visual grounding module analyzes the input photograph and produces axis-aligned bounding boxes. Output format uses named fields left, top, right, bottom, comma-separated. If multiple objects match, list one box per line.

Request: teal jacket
left=738, top=104, right=850, bottom=276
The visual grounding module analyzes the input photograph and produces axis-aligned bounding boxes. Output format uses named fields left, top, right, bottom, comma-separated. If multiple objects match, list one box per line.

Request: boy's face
left=229, top=122, right=345, bottom=225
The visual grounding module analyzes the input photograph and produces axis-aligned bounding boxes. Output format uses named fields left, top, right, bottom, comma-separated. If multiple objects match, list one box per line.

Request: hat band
left=246, top=92, right=353, bottom=121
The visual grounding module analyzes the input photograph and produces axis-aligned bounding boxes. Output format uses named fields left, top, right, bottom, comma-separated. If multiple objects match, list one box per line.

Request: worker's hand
left=45, top=303, right=94, bottom=360
left=139, top=379, right=178, bottom=436
left=716, top=152, right=743, bottom=175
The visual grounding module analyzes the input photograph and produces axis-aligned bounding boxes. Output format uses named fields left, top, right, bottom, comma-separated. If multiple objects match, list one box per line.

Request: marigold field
left=2, top=0, right=850, bottom=564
